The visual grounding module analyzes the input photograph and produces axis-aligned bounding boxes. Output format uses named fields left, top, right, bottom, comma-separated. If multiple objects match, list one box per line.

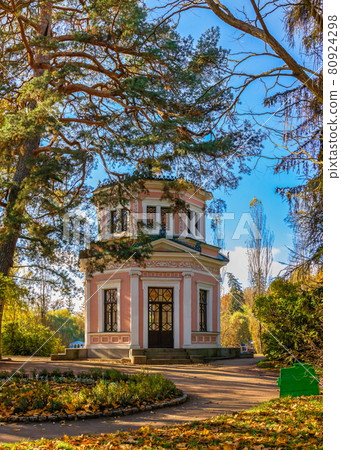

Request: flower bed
left=0, top=368, right=183, bottom=422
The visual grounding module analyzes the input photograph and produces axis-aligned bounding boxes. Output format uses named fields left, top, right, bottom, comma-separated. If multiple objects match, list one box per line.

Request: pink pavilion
left=79, top=178, right=239, bottom=364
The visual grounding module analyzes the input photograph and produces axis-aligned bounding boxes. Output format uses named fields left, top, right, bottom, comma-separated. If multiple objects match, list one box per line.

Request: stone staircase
left=129, top=347, right=242, bottom=365
left=129, top=348, right=205, bottom=365
left=146, top=348, right=195, bottom=365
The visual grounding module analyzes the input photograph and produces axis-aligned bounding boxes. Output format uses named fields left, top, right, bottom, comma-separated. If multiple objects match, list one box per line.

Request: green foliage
left=1, top=299, right=85, bottom=357
left=46, top=309, right=84, bottom=346
left=221, top=307, right=251, bottom=347
left=220, top=284, right=250, bottom=347
left=0, top=274, right=23, bottom=304
left=1, top=320, right=63, bottom=357
left=254, top=276, right=323, bottom=366
left=225, top=272, right=244, bottom=312
left=0, top=0, right=263, bottom=281
left=0, top=370, right=179, bottom=419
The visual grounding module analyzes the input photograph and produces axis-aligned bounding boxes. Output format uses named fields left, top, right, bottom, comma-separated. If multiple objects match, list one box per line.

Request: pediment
left=151, top=238, right=197, bottom=254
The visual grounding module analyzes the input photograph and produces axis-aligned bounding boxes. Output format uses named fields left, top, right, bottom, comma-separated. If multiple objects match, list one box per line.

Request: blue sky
left=174, top=4, right=301, bottom=285
left=87, top=3, right=301, bottom=287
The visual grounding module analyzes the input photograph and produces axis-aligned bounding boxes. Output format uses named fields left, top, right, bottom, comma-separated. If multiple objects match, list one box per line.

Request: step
left=146, top=352, right=190, bottom=356
left=146, top=358, right=192, bottom=365
left=189, top=355, right=205, bottom=363
left=145, top=348, right=188, bottom=353
left=145, top=351, right=188, bottom=357
left=147, top=355, right=191, bottom=361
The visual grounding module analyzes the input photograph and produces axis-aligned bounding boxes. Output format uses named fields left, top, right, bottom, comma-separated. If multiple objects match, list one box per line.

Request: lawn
left=2, top=395, right=322, bottom=449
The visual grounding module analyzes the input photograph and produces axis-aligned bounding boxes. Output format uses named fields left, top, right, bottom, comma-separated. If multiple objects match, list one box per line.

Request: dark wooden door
left=148, top=287, right=174, bottom=348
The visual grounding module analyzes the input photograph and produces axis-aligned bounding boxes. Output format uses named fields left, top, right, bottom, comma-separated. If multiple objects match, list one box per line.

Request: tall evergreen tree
left=0, top=1, right=262, bottom=357
left=225, top=272, right=244, bottom=312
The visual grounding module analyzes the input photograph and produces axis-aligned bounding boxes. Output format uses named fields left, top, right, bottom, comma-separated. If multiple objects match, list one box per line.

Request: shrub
left=2, top=321, right=63, bottom=357
left=0, top=370, right=179, bottom=418
left=38, top=368, right=49, bottom=378
left=62, top=370, right=74, bottom=378
left=51, top=368, right=62, bottom=378
left=103, top=368, right=128, bottom=382
left=254, top=277, right=323, bottom=365
left=14, top=396, right=30, bottom=414
left=87, top=368, right=104, bottom=380
left=48, top=398, right=64, bottom=412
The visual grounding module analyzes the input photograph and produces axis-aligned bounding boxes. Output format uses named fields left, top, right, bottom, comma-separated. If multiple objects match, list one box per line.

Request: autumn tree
left=247, top=198, right=273, bottom=352
left=225, top=272, right=244, bottom=312
left=0, top=1, right=263, bottom=357
left=157, top=0, right=323, bottom=272
left=220, top=273, right=250, bottom=347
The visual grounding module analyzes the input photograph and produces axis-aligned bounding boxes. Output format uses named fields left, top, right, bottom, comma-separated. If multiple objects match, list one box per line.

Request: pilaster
left=130, top=269, right=141, bottom=348
left=182, top=271, right=193, bottom=347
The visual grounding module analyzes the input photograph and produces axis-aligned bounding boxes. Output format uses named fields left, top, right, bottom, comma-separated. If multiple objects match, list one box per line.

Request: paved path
left=0, top=357, right=278, bottom=444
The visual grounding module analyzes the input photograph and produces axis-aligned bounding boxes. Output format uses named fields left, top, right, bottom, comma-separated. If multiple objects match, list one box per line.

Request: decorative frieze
left=106, top=259, right=221, bottom=275
left=191, top=332, right=218, bottom=345
left=89, top=333, right=131, bottom=345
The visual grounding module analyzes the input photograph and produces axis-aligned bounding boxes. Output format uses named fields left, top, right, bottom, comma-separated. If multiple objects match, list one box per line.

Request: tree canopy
left=0, top=0, right=263, bottom=357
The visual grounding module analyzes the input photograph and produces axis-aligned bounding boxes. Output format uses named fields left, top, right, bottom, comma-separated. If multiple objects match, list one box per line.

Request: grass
left=0, top=369, right=180, bottom=419
left=1, top=395, right=322, bottom=449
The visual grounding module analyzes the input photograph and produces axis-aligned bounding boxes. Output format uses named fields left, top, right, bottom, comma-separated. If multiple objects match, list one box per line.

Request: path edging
left=0, top=391, right=188, bottom=423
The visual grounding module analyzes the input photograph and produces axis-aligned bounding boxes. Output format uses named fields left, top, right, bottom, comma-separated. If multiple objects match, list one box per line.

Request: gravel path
left=0, top=356, right=279, bottom=444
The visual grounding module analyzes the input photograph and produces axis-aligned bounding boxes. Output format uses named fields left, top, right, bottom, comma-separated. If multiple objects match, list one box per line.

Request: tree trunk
left=0, top=136, right=41, bottom=359
left=0, top=302, right=4, bottom=360
left=0, top=1, right=52, bottom=359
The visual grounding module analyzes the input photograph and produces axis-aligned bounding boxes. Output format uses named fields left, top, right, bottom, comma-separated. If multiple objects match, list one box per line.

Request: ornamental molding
left=105, top=259, right=221, bottom=275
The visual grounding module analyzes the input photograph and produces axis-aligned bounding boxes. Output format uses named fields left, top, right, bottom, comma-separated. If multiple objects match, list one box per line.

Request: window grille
left=161, top=207, right=171, bottom=231
left=146, top=206, right=156, bottom=228
left=110, top=209, right=128, bottom=233
left=104, top=289, right=118, bottom=332
left=199, top=289, right=208, bottom=332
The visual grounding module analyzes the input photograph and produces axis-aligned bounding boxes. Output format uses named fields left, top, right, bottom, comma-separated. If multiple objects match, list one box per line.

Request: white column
left=98, top=287, right=103, bottom=332
left=130, top=270, right=141, bottom=348
left=173, top=283, right=180, bottom=348
left=143, top=285, right=148, bottom=349
left=207, top=287, right=213, bottom=332
left=85, top=280, right=91, bottom=347
left=217, top=277, right=222, bottom=346
left=182, top=271, right=193, bottom=347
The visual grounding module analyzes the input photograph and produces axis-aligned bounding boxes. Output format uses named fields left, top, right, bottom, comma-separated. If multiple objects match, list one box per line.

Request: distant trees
left=225, top=272, right=244, bottom=312
left=247, top=199, right=274, bottom=297
left=1, top=299, right=63, bottom=357
left=246, top=198, right=273, bottom=353
left=47, top=309, right=84, bottom=347
left=221, top=273, right=323, bottom=366
left=2, top=294, right=84, bottom=357
left=220, top=290, right=251, bottom=347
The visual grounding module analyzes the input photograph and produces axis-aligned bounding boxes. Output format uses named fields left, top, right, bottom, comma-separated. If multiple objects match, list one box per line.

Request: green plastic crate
left=277, top=363, right=320, bottom=397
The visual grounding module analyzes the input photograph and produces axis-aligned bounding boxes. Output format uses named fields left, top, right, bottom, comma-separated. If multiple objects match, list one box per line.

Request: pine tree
left=0, top=1, right=263, bottom=358
left=225, top=272, right=244, bottom=312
